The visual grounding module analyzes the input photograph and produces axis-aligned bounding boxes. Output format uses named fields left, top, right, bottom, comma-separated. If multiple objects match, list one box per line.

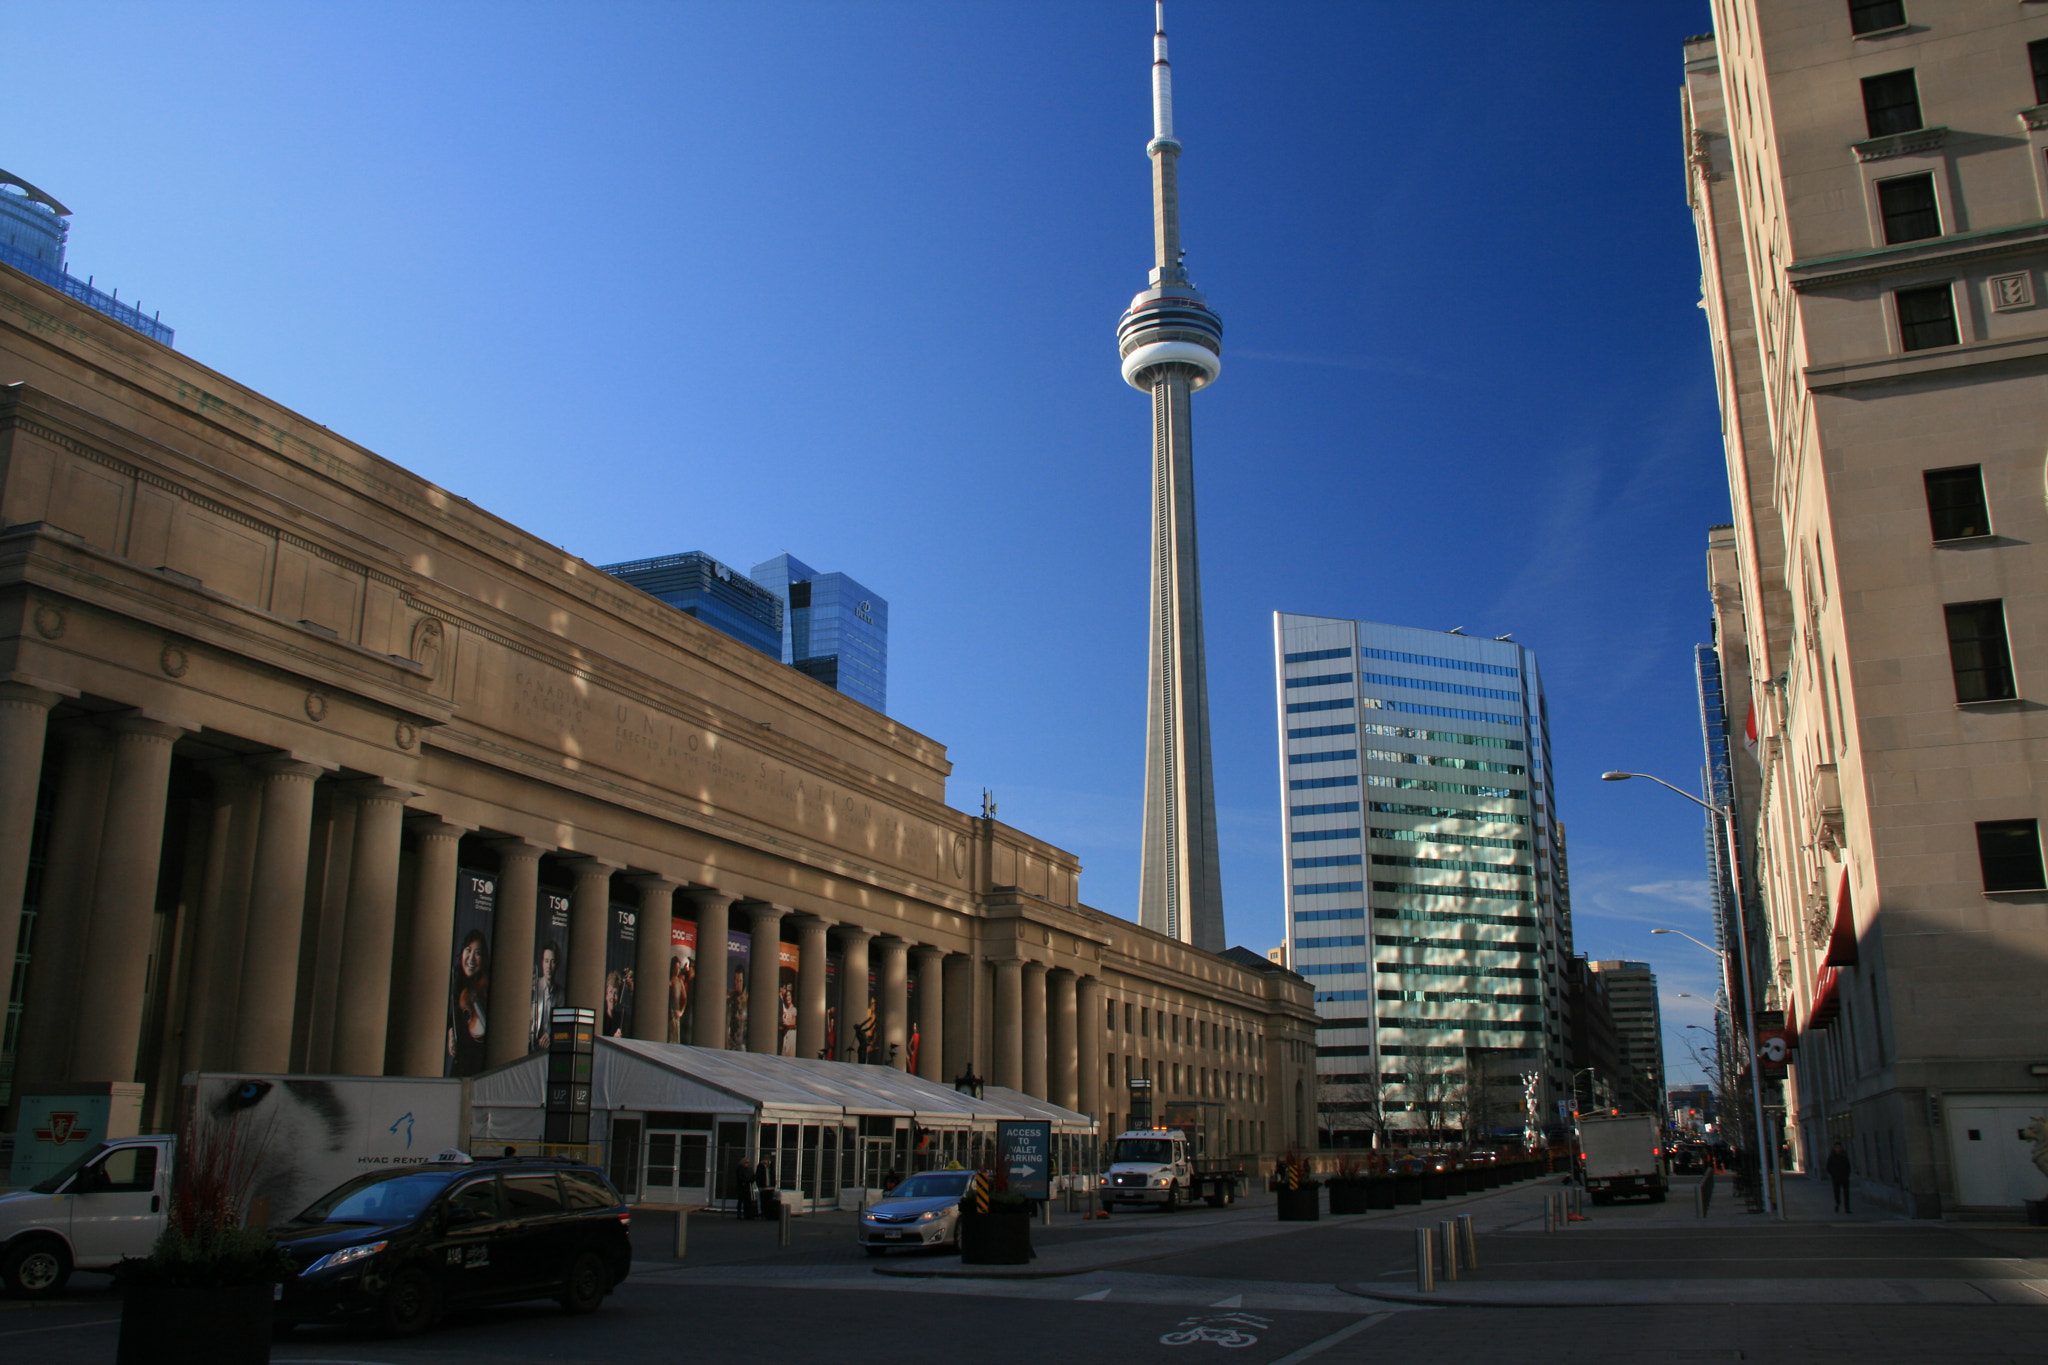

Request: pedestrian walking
left=755, top=1154, right=776, bottom=1216
left=1826, top=1140, right=1853, bottom=1213
left=734, top=1156, right=757, bottom=1220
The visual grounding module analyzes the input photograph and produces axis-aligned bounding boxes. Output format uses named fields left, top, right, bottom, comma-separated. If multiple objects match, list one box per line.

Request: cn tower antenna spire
left=1117, top=1, right=1225, bottom=952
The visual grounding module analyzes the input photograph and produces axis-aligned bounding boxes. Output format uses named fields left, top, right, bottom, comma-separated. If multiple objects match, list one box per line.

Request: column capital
left=908, top=943, right=945, bottom=963
left=835, top=923, right=876, bottom=944
left=563, top=855, right=623, bottom=878
left=685, top=887, right=739, bottom=912
left=743, top=901, right=786, bottom=927
left=340, top=778, right=416, bottom=805
left=249, top=752, right=324, bottom=780
left=109, top=715, right=188, bottom=745
left=1047, top=965, right=1077, bottom=983
left=1021, top=958, right=1048, bottom=977
left=0, top=682, right=62, bottom=710
left=870, top=933, right=909, bottom=955
left=488, top=835, right=548, bottom=863
left=625, top=872, right=679, bottom=895
left=198, top=755, right=260, bottom=787
left=789, top=912, right=833, bottom=934
left=406, top=815, right=468, bottom=841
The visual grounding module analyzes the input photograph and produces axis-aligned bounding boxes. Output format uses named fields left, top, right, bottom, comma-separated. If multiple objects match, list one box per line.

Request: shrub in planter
left=117, top=1086, right=289, bottom=1365
left=957, top=1173, right=1035, bottom=1264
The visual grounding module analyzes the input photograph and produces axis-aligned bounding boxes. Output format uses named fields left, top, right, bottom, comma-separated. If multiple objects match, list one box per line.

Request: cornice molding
left=1851, top=125, right=1947, bottom=162
left=1789, top=219, right=2048, bottom=292
left=1804, top=330, right=2048, bottom=392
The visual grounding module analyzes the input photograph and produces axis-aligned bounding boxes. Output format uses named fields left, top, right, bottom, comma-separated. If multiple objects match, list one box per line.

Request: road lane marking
left=1261, top=1312, right=1392, bottom=1364
left=0, top=1318, right=118, bottom=1338
left=1210, top=1293, right=1243, bottom=1306
left=1076, top=1287, right=1112, bottom=1300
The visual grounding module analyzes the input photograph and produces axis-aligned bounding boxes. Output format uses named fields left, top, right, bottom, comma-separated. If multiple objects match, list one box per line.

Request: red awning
left=1825, top=870, right=1859, bottom=967
left=1807, top=966, right=1842, bottom=1032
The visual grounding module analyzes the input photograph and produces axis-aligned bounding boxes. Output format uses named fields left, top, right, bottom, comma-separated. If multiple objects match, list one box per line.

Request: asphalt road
left=9, top=1176, right=2046, bottom=1364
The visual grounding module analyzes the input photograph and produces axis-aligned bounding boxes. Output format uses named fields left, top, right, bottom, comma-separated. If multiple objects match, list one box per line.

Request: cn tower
left=1118, top=2, right=1225, bottom=952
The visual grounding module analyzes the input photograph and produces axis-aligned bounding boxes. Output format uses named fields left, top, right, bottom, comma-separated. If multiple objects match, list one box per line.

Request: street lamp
left=1568, top=1065, right=1599, bottom=1111
left=1604, top=770, right=1780, bottom=1218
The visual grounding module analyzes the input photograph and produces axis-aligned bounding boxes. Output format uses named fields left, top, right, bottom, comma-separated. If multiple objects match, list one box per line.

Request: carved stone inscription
left=481, top=643, right=953, bottom=886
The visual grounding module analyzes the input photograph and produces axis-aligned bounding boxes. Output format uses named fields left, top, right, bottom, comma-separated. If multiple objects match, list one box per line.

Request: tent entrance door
left=643, top=1131, right=711, bottom=1205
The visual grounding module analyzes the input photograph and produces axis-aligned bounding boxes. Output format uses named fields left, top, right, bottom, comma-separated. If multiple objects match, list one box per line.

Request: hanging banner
left=777, top=942, right=800, bottom=1055
left=531, top=891, right=570, bottom=1055
left=668, top=919, right=697, bottom=1044
left=725, top=929, right=751, bottom=1049
left=824, top=952, right=842, bottom=1060
left=603, top=903, right=638, bottom=1037
left=905, top=968, right=920, bottom=1072
left=444, top=868, right=496, bottom=1077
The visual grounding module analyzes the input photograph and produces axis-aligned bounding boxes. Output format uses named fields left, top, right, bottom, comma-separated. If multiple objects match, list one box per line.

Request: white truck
left=1096, top=1128, right=1195, bottom=1211
left=0, top=1072, right=466, bottom=1297
left=1576, top=1111, right=1668, bottom=1205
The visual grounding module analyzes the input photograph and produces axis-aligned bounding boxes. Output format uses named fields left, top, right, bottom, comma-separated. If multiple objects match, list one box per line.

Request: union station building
left=0, top=262, right=1317, bottom=1176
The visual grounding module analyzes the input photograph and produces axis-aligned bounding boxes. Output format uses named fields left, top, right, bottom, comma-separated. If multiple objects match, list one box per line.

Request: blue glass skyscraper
left=600, top=551, right=784, bottom=658
left=749, top=554, right=888, bottom=714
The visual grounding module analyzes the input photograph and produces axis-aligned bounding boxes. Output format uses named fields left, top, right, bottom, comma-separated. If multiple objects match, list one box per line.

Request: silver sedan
left=858, top=1170, right=975, bottom=1256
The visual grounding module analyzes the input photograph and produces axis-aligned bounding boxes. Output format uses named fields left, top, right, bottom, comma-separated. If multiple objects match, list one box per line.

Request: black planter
left=1445, top=1168, right=1468, bottom=1197
left=1393, top=1173, right=1422, bottom=1205
left=118, top=1282, right=272, bottom=1365
left=1367, top=1177, right=1397, bottom=1210
left=1276, top=1184, right=1320, bottom=1221
left=1421, top=1171, right=1448, bottom=1200
left=958, top=1207, right=1035, bottom=1264
left=2028, top=1199, right=2048, bottom=1228
left=1327, top=1182, right=1369, bottom=1216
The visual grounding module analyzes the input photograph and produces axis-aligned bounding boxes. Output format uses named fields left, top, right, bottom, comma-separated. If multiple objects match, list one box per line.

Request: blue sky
left=4, top=1, right=1727, bottom=1084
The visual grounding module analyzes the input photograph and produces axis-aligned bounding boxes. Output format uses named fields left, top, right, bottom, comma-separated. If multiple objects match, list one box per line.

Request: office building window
left=1877, top=174, right=1940, bottom=244
left=1849, top=1, right=1905, bottom=35
left=1291, top=827, right=1361, bottom=843
left=2032, top=38, right=2048, bottom=106
left=1284, top=647, right=1352, bottom=664
left=1924, top=465, right=1989, bottom=540
left=1975, top=819, right=2045, bottom=892
left=1944, top=600, right=2017, bottom=702
left=1861, top=70, right=1922, bottom=137
left=1895, top=283, right=1957, bottom=351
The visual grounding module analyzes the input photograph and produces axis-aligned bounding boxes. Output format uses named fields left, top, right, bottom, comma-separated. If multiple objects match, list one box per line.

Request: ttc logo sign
left=32, top=1111, right=93, bottom=1146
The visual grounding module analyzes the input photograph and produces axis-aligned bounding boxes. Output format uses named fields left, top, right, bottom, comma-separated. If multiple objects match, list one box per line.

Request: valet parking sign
left=997, top=1120, right=1051, bottom=1200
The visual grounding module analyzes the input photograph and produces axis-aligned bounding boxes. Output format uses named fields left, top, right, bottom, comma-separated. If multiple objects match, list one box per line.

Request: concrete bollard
left=778, top=1201, right=792, bottom=1247
left=674, top=1208, right=689, bottom=1259
left=1439, top=1220, right=1458, bottom=1281
left=1042, top=1198, right=1053, bottom=1227
left=1458, top=1213, right=1477, bottom=1269
left=1415, top=1227, right=1435, bottom=1293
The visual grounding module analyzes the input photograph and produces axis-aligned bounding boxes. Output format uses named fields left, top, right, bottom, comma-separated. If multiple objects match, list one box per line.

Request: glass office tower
left=749, top=554, right=888, bottom=714
left=600, top=551, right=784, bottom=658
left=1273, top=613, right=1573, bottom=1146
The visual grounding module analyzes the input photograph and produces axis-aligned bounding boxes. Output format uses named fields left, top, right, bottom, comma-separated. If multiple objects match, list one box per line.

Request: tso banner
left=603, top=902, right=638, bottom=1036
left=531, top=891, right=570, bottom=1055
left=444, top=868, right=496, bottom=1077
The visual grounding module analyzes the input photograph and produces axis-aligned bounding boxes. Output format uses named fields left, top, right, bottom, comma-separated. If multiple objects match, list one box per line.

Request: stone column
left=874, top=936, right=908, bottom=1069
left=941, top=953, right=974, bottom=1083
left=180, top=761, right=261, bottom=1075
left=1021, top=960, right=1048, bottom=1099
left=485, top=839, right=544, bottom=1068
left=910, top=946, right=944, bottom=1082
left=1077, top=975, right=1105, bottom=1119
left=228, top=755, right=322, bottom=1074
left=991, top=957, right=1023, bottom=1092
left=0, top=684, right=58, bottom=1030
left=10, top=723, right=112, bottom=1091
left=744, top=902, right=785, bottom=1054
left=690, top=891, right=734, bottom=1049
left=398, top=819, right=466, bottom=1076
left=630, top=876, right=677, bottom=1042
left=565, top=857, right=620, bottom=1021
left=793, top=915, right=830, bottom=1059
left=72, top=717, right=185, bottom=1084
left=330, top=782, right=411, bottom=1075
left=837, top=925, right=872, bottom=1062
left=1048, top=968, right=1078, bottom=1111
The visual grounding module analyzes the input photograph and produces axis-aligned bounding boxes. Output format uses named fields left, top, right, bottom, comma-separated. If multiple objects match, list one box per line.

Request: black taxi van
left=273, top=1157, right=630, bottom=1336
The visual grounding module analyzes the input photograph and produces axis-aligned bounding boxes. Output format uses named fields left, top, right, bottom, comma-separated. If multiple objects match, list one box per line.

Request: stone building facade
left=1686, top=1, right=2048, bottom=1215
left=0, top=261, right=1315, bottom=1155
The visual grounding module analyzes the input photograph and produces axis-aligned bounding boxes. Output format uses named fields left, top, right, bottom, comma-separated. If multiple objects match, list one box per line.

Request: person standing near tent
left=733, top=1155, right=756, bottom=1220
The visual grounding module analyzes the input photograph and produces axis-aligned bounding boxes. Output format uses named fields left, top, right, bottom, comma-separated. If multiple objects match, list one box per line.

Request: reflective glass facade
left=750, top=553, right=888, bottom=714
left=1273, top=613, right=1574, bottom=1145
left=599, top=551, right=784, bottom=658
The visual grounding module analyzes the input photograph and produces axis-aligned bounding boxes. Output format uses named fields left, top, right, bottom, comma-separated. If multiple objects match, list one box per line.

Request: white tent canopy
left=471, top=1037, right=1094, bottom=1130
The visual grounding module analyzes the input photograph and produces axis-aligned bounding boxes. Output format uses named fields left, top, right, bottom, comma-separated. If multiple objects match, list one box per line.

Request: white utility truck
left=1576, top=1111, right=1668, bottom=1204
left=1097, top=1128, right=1195, bottom=1211
left=0, top=1072, right=466, bottom=1297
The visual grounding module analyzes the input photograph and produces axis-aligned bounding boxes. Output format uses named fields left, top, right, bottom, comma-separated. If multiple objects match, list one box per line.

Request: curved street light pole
left=1605, top=771, right=1779, bottom=1218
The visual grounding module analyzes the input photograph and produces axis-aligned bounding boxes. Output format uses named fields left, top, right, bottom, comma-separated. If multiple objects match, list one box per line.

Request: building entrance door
left=642, top=1131, right=711, bottom=1205
left=861, top=1137, right=895, bottom=1192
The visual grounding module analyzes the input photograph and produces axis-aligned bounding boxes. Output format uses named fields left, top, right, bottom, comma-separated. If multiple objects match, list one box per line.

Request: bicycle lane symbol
left=1159, top=1312, right=1271, bottom=1348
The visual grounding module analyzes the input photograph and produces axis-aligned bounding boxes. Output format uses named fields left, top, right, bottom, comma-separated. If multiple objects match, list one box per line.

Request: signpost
left=997, top=1120, right=1051, bottom=1201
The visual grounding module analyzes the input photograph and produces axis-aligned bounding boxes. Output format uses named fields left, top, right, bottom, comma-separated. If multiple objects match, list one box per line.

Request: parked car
left=275, top=1158, right=630, bottom=1336
left=857, top=1170, right=975, bottom=1256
